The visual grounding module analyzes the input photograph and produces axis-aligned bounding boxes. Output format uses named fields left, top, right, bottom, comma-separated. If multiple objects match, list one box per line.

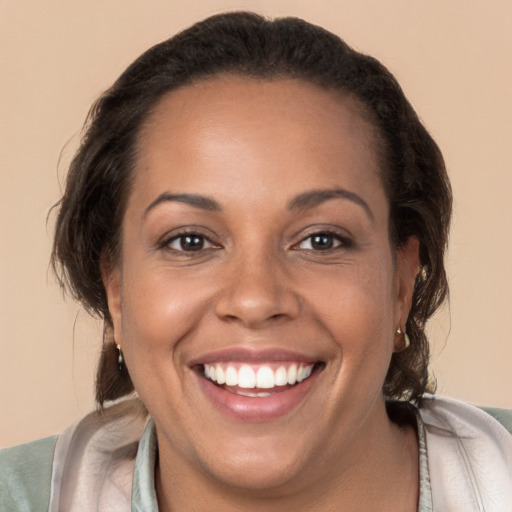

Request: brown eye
left=311, top=234, right=335, bottom=250
left=167, top=234, right=214, bottom=252
left=180, top=235, right=204, bottom=251
left=296, top=232, right=351, bottom=251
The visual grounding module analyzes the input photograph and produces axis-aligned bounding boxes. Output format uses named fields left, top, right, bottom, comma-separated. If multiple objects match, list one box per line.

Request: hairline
left=104, top=72, right=396, bottom=269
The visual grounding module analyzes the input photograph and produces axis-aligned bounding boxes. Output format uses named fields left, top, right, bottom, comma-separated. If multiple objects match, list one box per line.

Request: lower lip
left=195, top=369, right=319, bottom=422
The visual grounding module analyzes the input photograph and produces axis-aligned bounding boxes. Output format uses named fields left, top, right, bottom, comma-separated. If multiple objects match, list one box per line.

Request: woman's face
left=105, top=76, right=418, bottom=491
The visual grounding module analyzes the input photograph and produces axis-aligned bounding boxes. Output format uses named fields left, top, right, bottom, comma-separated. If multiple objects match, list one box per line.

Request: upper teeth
left=204, top=363, right=314, bottom=389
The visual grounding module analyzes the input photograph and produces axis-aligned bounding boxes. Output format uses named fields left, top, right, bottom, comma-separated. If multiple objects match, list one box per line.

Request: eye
left=296, top=232, right=348, bottom=251
left=165, top=233, right=217, bottom=252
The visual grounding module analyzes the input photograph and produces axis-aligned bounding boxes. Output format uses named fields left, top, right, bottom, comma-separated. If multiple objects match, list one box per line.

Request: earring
left=116, top=344, right=125, bottom=371
left=395, top=328, right=411, bottom=352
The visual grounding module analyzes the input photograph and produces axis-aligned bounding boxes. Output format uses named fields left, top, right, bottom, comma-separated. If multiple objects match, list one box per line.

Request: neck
left=155, top=401, right=419, bottom=512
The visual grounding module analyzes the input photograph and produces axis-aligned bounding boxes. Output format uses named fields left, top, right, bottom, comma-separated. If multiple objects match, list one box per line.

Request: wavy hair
left=51, top=12, right=452, bottom=405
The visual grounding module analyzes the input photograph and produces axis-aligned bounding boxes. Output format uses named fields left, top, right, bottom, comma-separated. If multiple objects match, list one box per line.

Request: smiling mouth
left=201, top=362, right=323, bottom=397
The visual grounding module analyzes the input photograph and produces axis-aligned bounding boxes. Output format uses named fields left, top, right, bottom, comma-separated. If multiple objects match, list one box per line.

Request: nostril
left=214, top=273, right=301, bottom=328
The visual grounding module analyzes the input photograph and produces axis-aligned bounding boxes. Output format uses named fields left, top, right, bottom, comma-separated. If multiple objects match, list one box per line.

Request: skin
left=103, top=76, right=420, bottom=511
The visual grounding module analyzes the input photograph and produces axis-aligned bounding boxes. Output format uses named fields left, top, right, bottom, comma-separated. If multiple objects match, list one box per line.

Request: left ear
left=393, top=236, right=421, bottom=329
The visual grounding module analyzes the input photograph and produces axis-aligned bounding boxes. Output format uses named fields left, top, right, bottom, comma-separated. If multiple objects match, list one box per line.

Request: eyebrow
left=288, top=188, right=375, bottom=223
left=143, top=192, right=221, bottom=218
left=143, top=188, right=374, bottom=222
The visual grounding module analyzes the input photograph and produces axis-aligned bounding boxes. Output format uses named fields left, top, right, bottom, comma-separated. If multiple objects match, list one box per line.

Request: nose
left=214, top=249, right=301, bottom=329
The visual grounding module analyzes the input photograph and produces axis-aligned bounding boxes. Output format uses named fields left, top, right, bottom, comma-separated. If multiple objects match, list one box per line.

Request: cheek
left=304, top=253, right=396, bottom=371
left=118, top=263, right=213, bottom=374
left=308, top=249, right=395, bottom=328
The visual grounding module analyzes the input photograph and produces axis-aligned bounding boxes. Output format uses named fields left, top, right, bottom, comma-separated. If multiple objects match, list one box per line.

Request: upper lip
left=188, top=347, right=321, bottom=366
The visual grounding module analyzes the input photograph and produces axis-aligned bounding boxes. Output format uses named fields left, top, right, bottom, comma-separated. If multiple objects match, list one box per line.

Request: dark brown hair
left=51, top=12, right=452, bottom=405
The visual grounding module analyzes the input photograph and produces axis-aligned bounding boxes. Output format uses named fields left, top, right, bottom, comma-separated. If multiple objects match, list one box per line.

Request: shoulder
left=0, top=435, right=58, bottom=511
left=419, top=395, right=512, bottom=511
left=479, top=405, right=512, bottom=434
left=0, top=399, right=149, bottom=511
left=419, top=394, right=512, bottom=438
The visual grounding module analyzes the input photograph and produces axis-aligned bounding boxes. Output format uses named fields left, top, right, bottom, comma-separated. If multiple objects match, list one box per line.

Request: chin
left=198, top=439, right=311, bottom=492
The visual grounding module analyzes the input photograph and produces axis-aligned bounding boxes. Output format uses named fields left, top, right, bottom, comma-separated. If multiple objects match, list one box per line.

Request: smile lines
left=203, top=362, right=315, bottom=389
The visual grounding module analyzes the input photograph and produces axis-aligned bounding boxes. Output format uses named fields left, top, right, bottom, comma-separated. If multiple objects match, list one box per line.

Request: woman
left=1, top=12, right=511, bottom=512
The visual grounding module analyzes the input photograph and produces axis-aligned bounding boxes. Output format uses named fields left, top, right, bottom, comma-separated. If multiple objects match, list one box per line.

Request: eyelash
left=159, top=229, right=220, bottom=253
left=293, top=231, right=353, bottom=252
left=158, top=229, right=353, bottom=255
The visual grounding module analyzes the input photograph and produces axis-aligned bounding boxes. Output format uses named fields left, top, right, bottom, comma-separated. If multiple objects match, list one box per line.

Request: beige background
left=1, top=0, right=511, bottom=448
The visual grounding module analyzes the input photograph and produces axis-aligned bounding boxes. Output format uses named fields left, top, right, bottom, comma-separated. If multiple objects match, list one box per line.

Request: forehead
left=132, top=75, right=385, bottom=211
